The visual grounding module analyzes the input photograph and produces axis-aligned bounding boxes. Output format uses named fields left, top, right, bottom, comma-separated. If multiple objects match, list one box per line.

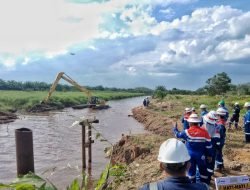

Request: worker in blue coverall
left=229, top=102, right=241, bottom=130
left=174, top=114, right=212, bottom=184
left=202, top=111, right=220, bottom=183
left=243, top=102, right=250, bottom=143
left=218, top=100, right=229, bottom=121
left=181, top=108, right=192, bottom=130
left=215, top=107, right=227, bottom=171
left=140, top=138, right=209, bottom=190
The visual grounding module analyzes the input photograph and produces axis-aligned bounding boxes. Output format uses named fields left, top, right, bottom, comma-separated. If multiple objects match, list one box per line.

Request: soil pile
left=132, top=107, right=174, bottom=136
left=112, top=135, right=151, bottom=164
left=0, top=111, right=18, bottom=124
left=28, top=102, right=64, bottom=112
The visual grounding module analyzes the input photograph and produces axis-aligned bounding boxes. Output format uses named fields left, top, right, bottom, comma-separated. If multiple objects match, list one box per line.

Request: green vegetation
left=0, top=78, right=153, bottom=94
left=0, top=90, right=144, bottom=112
left=152, top=72, right=250, bottom=96
left=152, top=94, right=250, bottom=119
left=204, top=72, right=232, bottom=95
left=0, top=164, right=126, bottom=190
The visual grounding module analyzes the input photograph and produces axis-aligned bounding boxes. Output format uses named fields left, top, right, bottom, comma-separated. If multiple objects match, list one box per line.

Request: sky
left=0, top=0, right=250, bottom=90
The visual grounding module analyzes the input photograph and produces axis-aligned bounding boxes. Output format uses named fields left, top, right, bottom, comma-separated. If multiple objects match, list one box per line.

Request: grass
left=153, top=94, right=250, bottom=119
left=0, top=90, right=144, bottom=112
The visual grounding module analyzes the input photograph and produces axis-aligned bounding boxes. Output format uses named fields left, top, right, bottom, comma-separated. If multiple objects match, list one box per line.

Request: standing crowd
left=141, top=100, right=250, bottom=190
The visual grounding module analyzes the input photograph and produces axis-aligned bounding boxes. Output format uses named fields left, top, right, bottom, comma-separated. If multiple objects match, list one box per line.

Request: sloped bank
left=131, top=106, right=174, bottom=136
left=109, top=107, right=173, bottom=189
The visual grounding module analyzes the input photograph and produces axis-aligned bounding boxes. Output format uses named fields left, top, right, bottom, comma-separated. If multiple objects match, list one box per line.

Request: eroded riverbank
left=110, top=99, right=250, bottom=190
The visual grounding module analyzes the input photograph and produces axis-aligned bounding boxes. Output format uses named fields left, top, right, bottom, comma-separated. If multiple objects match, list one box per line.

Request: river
left=0, top=97, right=145, bottom=189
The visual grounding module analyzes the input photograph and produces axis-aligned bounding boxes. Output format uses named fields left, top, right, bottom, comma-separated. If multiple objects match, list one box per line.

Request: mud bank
left=131, top=107, right=174, bottom=136
left=0, top=111, right=18, bottom=124
left=111, top=104, right=250, bottom=190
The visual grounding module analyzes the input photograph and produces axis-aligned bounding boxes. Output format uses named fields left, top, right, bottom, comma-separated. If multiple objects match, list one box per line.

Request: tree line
left=154, top=72, right=250, bottom=98
left=0, top=79, right=153, bottom=94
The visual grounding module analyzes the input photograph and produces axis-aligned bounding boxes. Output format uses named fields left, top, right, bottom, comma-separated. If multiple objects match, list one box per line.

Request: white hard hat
left=234, top=102, right=239, bottom=105
left=191, top=107, right=196, bottom=111
left=185, top=107, right=192, bottom=113
left=200, top=104, right=207, bottom=109
left=158, top=138, right=190, bottom=163
left=216, top=107, right=227, bottom=115
left=187, top=113, right=201, bottom=123
left=203, top=111, right=217, bottom=124
left=244, top=102, right=250, bottom=108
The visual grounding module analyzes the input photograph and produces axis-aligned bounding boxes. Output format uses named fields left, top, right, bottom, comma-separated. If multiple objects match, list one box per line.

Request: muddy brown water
left=0, top=97, right=145, bottom=189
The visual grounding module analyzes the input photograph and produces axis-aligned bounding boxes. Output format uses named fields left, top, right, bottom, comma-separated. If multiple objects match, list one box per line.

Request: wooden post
left=81, top=123, right=86, bottom=169
left=15, top=128, right=35, bottom=177
left=88, top=123, right=93, bottom=166
left=79, top=118, right=99, bottom=170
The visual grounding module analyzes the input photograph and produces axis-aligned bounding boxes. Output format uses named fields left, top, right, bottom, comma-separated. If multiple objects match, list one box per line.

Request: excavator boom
left=44, top=72, right=92, bottom=104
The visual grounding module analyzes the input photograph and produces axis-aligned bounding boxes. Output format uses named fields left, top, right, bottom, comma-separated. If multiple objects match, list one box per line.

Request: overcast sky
left=0, top=0, right=250, bottom=89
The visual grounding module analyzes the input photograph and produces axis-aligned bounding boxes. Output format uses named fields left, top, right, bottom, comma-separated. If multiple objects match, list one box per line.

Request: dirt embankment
left=0, top=111, right=18, bottom=124
left=111, top=102, right=250, bottom=190
left=131, top=107, right=174, bottom=136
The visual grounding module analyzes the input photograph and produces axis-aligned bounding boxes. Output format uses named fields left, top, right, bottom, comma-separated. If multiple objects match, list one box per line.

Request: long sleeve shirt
left=174, top=125, right=212, bottom=157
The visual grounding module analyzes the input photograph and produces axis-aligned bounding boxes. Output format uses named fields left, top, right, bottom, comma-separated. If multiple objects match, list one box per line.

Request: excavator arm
left=43, top=72, right=92, bottom=104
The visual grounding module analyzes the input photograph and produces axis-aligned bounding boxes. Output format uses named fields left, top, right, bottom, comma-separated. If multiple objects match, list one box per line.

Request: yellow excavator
left=42, top=72, right=109, bottom=110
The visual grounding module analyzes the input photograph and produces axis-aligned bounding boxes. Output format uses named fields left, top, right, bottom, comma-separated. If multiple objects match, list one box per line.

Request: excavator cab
left=89, top=96, right=99, bottom=105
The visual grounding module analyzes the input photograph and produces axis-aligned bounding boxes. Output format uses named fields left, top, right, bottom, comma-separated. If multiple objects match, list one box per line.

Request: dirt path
left=110, top=100, right=250, bottom=190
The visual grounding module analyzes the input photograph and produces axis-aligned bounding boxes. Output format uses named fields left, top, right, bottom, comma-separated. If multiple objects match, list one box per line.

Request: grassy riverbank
left=109, top=95, right=250, bottom=189
left=0, top=90, right=144, bottom=112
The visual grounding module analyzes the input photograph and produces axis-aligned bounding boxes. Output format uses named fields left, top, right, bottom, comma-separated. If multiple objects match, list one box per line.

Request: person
left=202, top=111, right=219, bottom=183
left=200, top=104, right=208, bottom=116
left=229, top=102, right=240, bottom=130
left=140, top=138, right=209, bottom=190
left=146, top=97, right=150, bottom=107
left=218, top=100, right=229, bottom=121
left=143, top=98, right=147, bottom=107
left=215, top=107, right=227, bottom=171
left=181, top=108, right=192, bottom=130
left=174, top=114, right=212, bottom=184
left=192, top=107, right=196, bottom=114
left=243, top=102, right=250, bottom=143
left=200, top=104, right=208, bottom=126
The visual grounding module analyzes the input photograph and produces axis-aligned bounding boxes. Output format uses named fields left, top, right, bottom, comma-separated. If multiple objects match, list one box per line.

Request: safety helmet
left=158, top=138, right=190, bottom=163
left=187, top=113, right=201, bottom=123
left=216, top=107, right=227, bottom=115
left=218, top=100, right=225, bottom=106
left=200, top=104, right=207, bottom=109
left=234, top=102, right=239, bottom=106
left=210, top=110, right=217, bottom=116
left=244, top=102, right=250, bottom=108
left=185, top=107, right=192, bottom=113
left=191, top=107, right=196, bottom=111
left=203, top=111, right=217, bottom=124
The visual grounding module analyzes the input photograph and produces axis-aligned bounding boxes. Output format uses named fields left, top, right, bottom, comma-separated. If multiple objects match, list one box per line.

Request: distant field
left=152, top=94, right=250, bottom=120
left=0, top=90, right=144, bottom=112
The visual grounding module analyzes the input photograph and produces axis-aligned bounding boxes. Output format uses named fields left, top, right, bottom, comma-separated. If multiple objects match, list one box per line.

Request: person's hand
left=207, top=156, right=212, bottom=163
left=173, top=122, right=178, bottom=134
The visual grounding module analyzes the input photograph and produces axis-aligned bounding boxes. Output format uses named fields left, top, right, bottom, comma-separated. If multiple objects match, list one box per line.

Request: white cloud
left=148, top=72, right=179, bottom=77
left=151, top=0, right=197, bottom=6
left=108, top=5, right=250, bottom=76
left=1, top=1, right=250, bottom=89
left=0, top=0, right=131, bottom=61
